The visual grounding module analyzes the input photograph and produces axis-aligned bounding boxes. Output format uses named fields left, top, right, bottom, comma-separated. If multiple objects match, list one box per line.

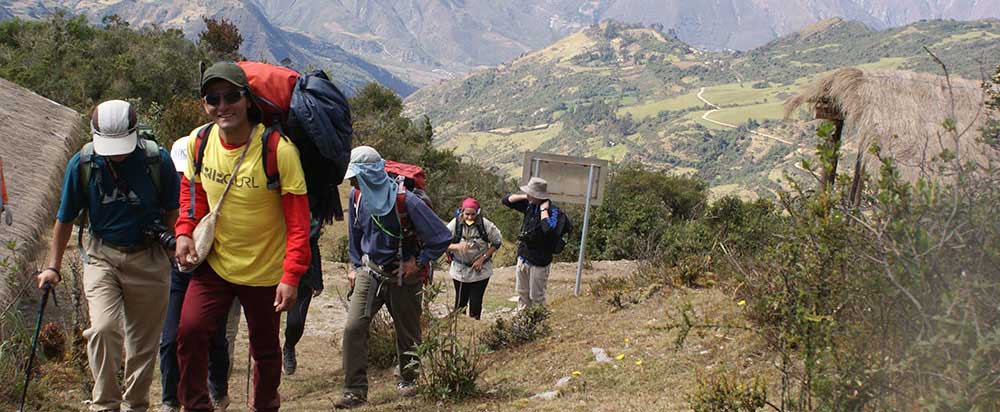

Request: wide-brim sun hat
left=90, top=100, right=139, bottom=156
left=344, top=146, right=383, bottom=179
left=520, top=176, right=550, bottom=200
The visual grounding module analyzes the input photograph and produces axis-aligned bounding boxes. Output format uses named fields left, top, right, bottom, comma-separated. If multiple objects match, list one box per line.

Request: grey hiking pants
left=341, top=265, right=423, bottom=398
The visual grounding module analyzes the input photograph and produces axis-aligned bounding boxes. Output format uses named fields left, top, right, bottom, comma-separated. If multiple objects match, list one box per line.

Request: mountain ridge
left=405, top=18, right=1000, bottom=197
left=5, top=0, right=998, bottom=88
left=0, top=0, right=417, bottom=95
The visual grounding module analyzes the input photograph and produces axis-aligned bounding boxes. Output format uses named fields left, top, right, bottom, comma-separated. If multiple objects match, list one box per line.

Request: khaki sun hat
left=520, top=176, right=550, bottom=200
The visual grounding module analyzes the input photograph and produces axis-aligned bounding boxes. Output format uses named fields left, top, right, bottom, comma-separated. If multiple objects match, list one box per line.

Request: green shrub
left=408, top=282, right=486, bottom=401
left=332, top=235, right=350, bottom=264
left=367, top=311, right=398, bottom=370
left=689, top=374, right=768, bottom=412
left=587, top=165, right=709, bottom=260
left=480, top=305, right=551, bottom=351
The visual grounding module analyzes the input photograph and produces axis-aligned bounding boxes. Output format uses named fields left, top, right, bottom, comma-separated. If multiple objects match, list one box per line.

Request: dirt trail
left=218, top=260, right=641, bottom=411
left=34, top=259, right=767, bottom=412
left=696, top=87, right=795, bottom=145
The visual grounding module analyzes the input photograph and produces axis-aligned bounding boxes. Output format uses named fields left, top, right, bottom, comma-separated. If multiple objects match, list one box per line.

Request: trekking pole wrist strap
left=44, top=267, right=61, bottom=282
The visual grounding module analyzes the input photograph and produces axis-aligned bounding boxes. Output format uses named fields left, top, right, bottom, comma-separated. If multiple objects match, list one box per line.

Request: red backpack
left=352, top=161, right=433, bottom=282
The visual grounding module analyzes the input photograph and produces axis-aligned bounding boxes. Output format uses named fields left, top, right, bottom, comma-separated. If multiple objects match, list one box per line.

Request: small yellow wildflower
left=635, top=360, right=643, bottom=366
left=624, top=338, right=630, bottom=344
left=572, top=370, right=582, bottom=376
left=615, top=354, right=625, bottom=360
left=737, top=300, right=746, bottom=306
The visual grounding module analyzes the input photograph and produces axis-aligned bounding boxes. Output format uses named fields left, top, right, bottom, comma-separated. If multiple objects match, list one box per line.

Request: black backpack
left=451, top=209, right=493, bottom=246
left=550, top=208, right=573, bottom=254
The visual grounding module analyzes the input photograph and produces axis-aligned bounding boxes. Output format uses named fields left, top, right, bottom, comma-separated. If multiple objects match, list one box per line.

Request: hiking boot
left=397, top=381, right=418, bottom=398
left=333, top=392, right=367, bottom=409
left=158, top=405, right=180, bottom=412
left=212, top=395, right=230, bottom=412
left=283, top=345, right=297, bottom=375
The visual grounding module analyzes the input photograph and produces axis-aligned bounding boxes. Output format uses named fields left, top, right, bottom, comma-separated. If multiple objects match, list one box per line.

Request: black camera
left=144, top=221, right=176, bottom=250
left=517, top=231, right=534, bottom=243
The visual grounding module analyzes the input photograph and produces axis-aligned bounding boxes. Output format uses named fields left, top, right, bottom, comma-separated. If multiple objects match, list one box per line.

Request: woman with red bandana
left=445, top=197, right=502, bottom=320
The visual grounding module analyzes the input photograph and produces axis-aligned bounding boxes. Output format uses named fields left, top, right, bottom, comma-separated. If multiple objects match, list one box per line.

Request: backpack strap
left=261, top=126, right=282, bottom=191
left=475, top=215, right=494, bottom=248
left=189, top=124, right=213, bottom=219
left=451, top=208, right=463, bottom=244
left=78, top=142, right=100, bottom=197
left=139, top=139, right=163, bottom=197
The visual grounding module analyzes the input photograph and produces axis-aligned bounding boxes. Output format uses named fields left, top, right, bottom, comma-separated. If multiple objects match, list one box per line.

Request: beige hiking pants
left=515, top=258, right=550, bottom=309
left=82, top=236, right=170, bottom=412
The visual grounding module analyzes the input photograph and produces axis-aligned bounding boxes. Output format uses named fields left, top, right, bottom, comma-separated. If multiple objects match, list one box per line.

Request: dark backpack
left=451, top=209, right=493, bottom=246
left=550, top=208, right=573, bottom=254
left=235, top=61, right=353, bottom=222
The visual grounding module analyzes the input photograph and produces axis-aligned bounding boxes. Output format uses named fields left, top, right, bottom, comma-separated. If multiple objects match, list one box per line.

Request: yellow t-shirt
left=185, top=124, right=307, bottom=286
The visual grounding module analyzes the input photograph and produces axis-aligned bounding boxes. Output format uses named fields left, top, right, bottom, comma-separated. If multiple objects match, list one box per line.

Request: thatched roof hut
left=0, top=77, right=85, bottom=304
left=785, top=67, right=996, bottom=179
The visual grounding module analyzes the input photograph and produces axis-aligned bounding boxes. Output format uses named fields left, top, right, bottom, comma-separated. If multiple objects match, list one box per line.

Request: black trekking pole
left=18, top=282, right=53, bottom=412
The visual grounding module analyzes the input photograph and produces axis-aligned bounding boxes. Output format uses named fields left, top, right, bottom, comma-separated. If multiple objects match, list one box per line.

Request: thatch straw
left=0, top=77, right=85, bottom=305
left=785, top=68, right=996, bottom=179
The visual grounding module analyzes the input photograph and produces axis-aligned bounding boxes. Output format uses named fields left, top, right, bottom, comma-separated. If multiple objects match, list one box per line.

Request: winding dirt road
left=696, top=87, right=795, bottom=145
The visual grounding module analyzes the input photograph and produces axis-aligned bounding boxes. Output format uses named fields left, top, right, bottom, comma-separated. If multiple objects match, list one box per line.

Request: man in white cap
left=37, top=99, right=180, bottom=412
left=335, top=146, right=451, bottom=409
left=503, top=176, right=563, bottom=309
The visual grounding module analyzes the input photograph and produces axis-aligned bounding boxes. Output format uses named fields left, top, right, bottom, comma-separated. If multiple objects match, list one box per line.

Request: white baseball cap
left=90, top=100, right=138, bottom=156
left=343, top=146, right=383, bottom=179
left=170, top=135, right=190, bottom=173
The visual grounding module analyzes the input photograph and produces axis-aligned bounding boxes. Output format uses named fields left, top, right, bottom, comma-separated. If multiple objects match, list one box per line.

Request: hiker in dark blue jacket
left=503, top=177, right=561, bottom=309
left=282, top=218, right=324, bottom=375
left=336, top=146, right=451, bottom=409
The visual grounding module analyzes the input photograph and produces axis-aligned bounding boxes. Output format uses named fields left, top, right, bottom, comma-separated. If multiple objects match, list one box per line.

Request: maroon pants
left=177, top=264, right=281, bottom=412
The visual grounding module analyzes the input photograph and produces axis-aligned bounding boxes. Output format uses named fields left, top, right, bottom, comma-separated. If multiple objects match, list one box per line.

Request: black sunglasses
left=203, top=89, right=246, bottom=106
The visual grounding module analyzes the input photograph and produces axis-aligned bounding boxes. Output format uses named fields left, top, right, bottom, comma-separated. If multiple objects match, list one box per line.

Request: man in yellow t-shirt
left=173, top=62, right=311, bottom=412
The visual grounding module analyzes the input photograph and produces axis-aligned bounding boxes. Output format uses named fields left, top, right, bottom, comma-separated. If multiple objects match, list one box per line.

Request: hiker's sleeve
left=486, top=218, right=503, bottom=249
left=502, top=194, right=528, bottom=213
left=276, top=139, right=307, bottom=195
left=56, top=153, right=84, bottom=223
left=540, top=207, right=559, bottom=233
left=159, top=148, right=180, bottom=211
left=279, top=193, right=311, bottom=287
left=446, top=218, right=456, bottom=234
left=175, top=174, right=208, bottom=237
left=408, top=194, right=452, bottom=265
left=348, top=188, right=362, bottom=269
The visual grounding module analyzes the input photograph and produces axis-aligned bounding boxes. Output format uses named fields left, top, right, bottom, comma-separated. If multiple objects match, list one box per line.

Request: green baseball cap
left=200, top=62, right=249, bottom=96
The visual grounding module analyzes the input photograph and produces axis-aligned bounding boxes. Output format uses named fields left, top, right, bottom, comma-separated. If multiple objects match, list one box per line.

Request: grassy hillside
left=406, top=18, right=1000, bottom=197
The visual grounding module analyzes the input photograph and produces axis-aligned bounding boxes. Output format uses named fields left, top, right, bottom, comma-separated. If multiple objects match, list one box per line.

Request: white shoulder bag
left=179, top=140, right=251, bottom=272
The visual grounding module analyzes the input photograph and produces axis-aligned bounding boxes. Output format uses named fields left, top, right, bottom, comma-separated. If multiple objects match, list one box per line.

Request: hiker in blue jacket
left=336, top=146, right=451, bottom=409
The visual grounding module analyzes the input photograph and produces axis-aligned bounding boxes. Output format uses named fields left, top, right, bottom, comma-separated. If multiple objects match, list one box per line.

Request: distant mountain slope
left=0, top=0, right=416, bottom=95
left=405, top=19, right=1000, bottom=197
left=250, top=0, right=1000, bottom=85
left=4, top=0, right=999, bottom=88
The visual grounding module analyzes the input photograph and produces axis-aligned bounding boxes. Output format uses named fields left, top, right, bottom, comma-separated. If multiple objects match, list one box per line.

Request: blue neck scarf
left=353, top=160, right=397, bottom=217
